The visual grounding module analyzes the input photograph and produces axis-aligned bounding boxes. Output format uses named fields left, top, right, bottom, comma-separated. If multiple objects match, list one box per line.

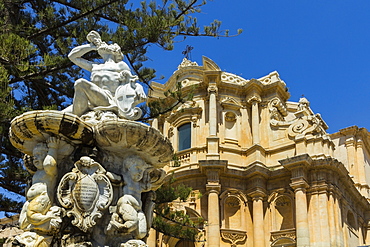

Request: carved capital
left=290, top=179, right=309, bottom=192
left=246, top=93, right=261, bottom=104
left=207, top=84, right=218, bottom=94
left=248, top=190, right=266, bottom=201
left=206, top=184, right=221, bottom=193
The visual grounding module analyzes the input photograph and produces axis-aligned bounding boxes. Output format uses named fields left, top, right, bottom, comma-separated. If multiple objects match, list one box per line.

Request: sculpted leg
left=73, top=78, right=115, bottom=116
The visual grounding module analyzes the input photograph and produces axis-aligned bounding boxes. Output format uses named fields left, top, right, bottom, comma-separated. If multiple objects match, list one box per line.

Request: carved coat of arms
left=57, top=156, right=113, bottom=232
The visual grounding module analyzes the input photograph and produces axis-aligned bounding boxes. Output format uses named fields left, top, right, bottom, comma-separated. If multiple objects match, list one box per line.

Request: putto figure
left=64, top=31, right=146, bottom=120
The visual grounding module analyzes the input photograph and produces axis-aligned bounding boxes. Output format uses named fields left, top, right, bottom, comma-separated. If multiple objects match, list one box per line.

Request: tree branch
left=28, top=0, right=122, bottom=40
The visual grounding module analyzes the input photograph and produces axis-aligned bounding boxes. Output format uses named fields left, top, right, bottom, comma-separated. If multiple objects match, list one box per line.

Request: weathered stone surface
left=94, top=119, right=174, bottom=166
left=9, top=110, right=94, bottom=155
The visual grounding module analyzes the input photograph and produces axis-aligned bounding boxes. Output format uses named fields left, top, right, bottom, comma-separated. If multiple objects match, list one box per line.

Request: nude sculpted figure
left=106, top=155, right=165, bottom=240
left=64, top=31, right=146, bottom=120
left=17, top=137, right=68, bottom=246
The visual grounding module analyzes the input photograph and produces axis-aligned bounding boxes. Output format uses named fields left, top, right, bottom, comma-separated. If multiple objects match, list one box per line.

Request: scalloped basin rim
left=9, top=110, right=94, bottom=155
left=94, top=119, right=174, bottom=166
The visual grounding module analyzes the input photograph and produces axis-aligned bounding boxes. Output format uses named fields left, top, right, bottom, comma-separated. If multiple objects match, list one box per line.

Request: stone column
left=356, top=139, right=367, bottom=186
left=280, top=154, right=313, bottom=247
left=345, top=137, right=356, bottom=179
left=251, top=193, right=265, bottom=247
left=328, top=188, right=337, bottom=246
left=333, top=192, right=342, bottom=246
left=151, top=117, right=158, bottom=130
left=293, top=186, right=310, bottom=247
left=247, top=94, right=261, bottom=145
left=199, top=160, right=227, bottom=247
left=147, top=228, right=157, bottom=247
left=207, top=187, right=221, bottom=247
left=208, top=84, right=217, bottom=137
left=318, top=189, right=330, bottom=246
left=206, top=83, right=220, bottom=160
left=365, top=222, right=370, bottom=245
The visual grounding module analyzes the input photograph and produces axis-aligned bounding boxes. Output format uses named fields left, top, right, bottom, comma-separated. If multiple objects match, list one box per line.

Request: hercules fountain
left=8, top=31, right=173, bottom=247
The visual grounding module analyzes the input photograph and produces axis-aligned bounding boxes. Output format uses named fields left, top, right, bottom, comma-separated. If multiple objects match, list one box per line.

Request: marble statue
left=9, top=31, right=174, bottom=247
left=107, top=155, right=165, bottom=241
left=28, top=137, right=62, bottom=200
left=63, top=31, right=146, bottom=121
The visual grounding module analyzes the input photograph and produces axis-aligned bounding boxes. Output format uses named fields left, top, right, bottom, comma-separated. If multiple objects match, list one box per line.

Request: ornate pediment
left=166, top=101, right=203, bottom=127
left=202, top=56, right=221, bottom=71
left=221, top=97, right=242, bottom=111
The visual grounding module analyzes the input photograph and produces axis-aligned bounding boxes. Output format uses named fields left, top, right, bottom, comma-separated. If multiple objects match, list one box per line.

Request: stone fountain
left=9, top=31, right=173, bottom=247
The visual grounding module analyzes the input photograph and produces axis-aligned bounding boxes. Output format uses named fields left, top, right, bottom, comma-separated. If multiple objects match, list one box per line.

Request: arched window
left=178, top=123, right=191, bottom=151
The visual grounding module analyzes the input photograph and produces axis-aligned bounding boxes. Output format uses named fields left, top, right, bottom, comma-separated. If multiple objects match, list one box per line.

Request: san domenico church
left=146, top=57, right=370, bottom=247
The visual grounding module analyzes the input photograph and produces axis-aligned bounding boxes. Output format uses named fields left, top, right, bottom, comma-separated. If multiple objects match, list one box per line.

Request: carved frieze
left=270, top=228, right=296, bottom=242
left=221, top=72, right=247, bottom=85
left=220, top=229, right=247, bottom=247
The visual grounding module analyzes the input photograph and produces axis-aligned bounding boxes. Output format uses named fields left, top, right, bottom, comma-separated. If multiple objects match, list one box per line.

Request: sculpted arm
left=68, top=43, right=97, bottom=71
left=43, top=137, right=59, bottom=176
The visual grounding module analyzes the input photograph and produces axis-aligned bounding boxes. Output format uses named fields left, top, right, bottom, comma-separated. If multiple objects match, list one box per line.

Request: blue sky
left=145, top=1, right=370, bottom=134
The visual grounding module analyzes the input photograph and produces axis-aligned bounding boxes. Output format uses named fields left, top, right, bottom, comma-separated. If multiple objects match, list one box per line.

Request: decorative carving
left=57, top=156, right=113, bottom=232
left=166, top=100, right=202, bottom=125
left=221, top=72, right=247, bottom=85
left=225, top=112, right=236, bottom=122
left=221, top=97, right=242, bottom=111
left=225, top=196, right=240, bottom=208
left=268, top=96, right=329, bottom=139
left=168, top=126, right=174, bottom=138
left=207, top=84, right=218, bottom=94
left=19, top=183, right=64, bottom=234
left=270, top=228, right=296, bottom=242
left=269, top=97, right=288, bottom=125
left=9, top=110, right=92, bottom=155
left=177, top=57, right=198, bottom=69
left=297, top=96, right=310, bottom=111
left=220, top=229, right=247, bottom=247
left=287, top=113, right=326, bottom=138
left=257, top=71, right=286, bottom=86
left=246, top=92, right=261, bottom=104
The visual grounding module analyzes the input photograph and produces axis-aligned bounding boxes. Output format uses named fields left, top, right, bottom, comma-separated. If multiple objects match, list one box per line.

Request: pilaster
left=200, top=160, right=227, bottom=247
left=280, top=154, right=312, bottom=247
left=206, top=83, right=220, bottom=160
left=246, top=93, right=262, bottom=145
left=248, top=190, right=266, bottom=247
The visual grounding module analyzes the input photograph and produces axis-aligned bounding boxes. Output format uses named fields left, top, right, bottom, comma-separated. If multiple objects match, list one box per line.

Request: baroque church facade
left=147, top=57, right=370, bottom=247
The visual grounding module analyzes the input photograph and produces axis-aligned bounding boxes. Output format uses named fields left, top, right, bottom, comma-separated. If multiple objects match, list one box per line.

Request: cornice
left=243, top=161, right=270, bottom=179
left=331, top=125, right=370, bottom=156
left=279, top=154, right=313, bottom=169
left=199, top=159, right=228, bottom=174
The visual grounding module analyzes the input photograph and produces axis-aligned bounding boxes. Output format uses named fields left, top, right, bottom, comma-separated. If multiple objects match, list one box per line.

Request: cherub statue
left=107, top=155, right=165, bottom=240
left=63, top=30, right=146, bottom=120
left=19, top=183, right=63, bottom=233
left=18, top=136, right=70, bottom=241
